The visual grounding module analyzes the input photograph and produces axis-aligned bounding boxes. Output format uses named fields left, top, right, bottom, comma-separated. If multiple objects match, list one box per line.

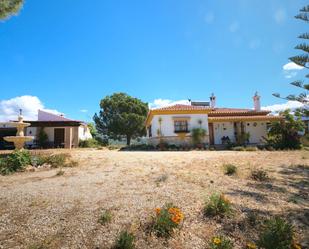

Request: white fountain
left=1, top=110, right=34, bottom=150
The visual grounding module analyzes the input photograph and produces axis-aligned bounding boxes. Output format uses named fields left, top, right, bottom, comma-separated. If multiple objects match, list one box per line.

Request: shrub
left=151, top=203, right=184, bottom=237
left=37, top=128, right=48, bottom=148
left=257, top=217, right=298, bottom=249
left=251, top=169, right=269, bottom=181
left=113, top=230, right=135, bottom=249
left=191, top=128, right=206, bottom=146
left=0, top=150, right=31, bottom=175
left=266, top=110, right=304, bottom=149
left=224, top=164, right=237, bottom=175
left=245, top=146, right=258, bottom=151
left=232, top=146, right=246, bottom=151
left=208, top=236, right=233, bottom=249
left=98, top=210, right=112, bottom=225
left=79, top=138, right=99, bottom=148
left=204, top=193, right=232, bottom=217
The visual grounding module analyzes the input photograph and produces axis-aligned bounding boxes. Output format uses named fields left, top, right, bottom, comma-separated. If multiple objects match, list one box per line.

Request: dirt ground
left=0, top=149, right=308, bottom=249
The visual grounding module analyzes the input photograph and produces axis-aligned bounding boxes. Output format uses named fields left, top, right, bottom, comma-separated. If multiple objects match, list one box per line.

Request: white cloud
left=274, top=8, right=286, bottom=24
left=262, top=101, right=304, bottom=113
left=283, top=62, right=304, bottom=71
left=80, top=109, right=88, bottom=113
left=149, top=99, right=190, bottom=109
left=282, top=62, right=304, bottom=79
left=229, top=21, right=239, bottom=33
left=0, top=95, right=60, bottom=121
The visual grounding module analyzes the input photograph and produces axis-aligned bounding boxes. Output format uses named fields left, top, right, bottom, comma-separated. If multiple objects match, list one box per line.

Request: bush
left=79, top=138, right=99, bottom=148
left=245, top=146, right=258, bottom=151
left=151, top=203, right=184, bottom=237
left=0, top=150, right=31, bottom=175
left=257, top=217, right=299, bottom=249
left=113, top=230, right=135, bottom=249
left=204, top=193, right=232, bottom=217
left=191, top=128, right=206, bottom=146
left=266, top=110, right=304, bottom=150
left=251, top=169, right=269, bottom=181
left=32, top=154, right=77, bottom=168
left=232, top=146, right=246, bottom=151
left=98, top=210, right=112, bottom=225
left=208, top=236, right=233, bottom=249
left=121, top=144, right=155, bottom=151
left=224, top=164, right=237, bottom=175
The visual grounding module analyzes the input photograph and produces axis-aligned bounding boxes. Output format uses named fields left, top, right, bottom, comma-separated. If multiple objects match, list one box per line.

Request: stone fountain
left=1, top=110, right=34, bottom=150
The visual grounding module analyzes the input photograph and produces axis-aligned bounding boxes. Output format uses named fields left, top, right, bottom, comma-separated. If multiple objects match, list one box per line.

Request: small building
left=145, top=93, right=282, bottom=147
left=0, top=110, right=92, bottom=149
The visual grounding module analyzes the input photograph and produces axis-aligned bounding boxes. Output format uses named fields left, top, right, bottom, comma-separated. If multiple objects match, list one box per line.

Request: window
left=174, top=120, right=188, bottom=132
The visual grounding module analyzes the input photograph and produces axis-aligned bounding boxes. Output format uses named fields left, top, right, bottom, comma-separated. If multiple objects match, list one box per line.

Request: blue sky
left=0, top=0, right=307, bottom=121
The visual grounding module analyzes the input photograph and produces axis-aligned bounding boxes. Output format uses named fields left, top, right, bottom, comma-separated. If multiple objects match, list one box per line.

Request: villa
left=0, top=110, right=92, bottom=149
left=145, top=93, right=282, bottom=147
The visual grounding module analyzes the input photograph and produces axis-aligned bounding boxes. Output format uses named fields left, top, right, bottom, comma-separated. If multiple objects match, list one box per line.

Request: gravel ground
left=0, top=149, right=308, bottom=249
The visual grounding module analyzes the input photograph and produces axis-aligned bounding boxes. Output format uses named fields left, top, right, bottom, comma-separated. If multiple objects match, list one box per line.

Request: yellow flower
left=292, top=243, right=302, bottom=249
left=213, top=237, right=221, bottom=245
left=247, top=242, right=257, bottom=249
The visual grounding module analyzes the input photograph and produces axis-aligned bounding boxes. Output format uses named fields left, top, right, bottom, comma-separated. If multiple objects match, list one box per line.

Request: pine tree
left=273, top=5, right=309, bottom=113
left=0, top=0, right=24, bottom=21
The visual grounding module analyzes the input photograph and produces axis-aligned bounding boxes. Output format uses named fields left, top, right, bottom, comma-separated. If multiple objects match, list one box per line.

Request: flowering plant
left=152, top=203, right=184, bottom=237
left=209, top=236, right=233, bottom=249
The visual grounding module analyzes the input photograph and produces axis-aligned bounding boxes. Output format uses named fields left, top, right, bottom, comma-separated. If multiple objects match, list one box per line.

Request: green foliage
left=0, top=0, right=23, bottom=20
left=251, top=169, right=269, bottom=181
left=257, top=217, right=295, bottom=249
left=0, top=150, right=31, bottom=175
left=34, top=154, right=77, bottom=168
left=38, top=128, right=48, bottom=148
left=232, top=146, right=246, bottom=151
left=191, top=128, right=206, bottom=146
left=208, top=236, right=233, bottom=249
left=113, top=230, right=135, bottom=249
left=94, top=93, right=148, bottom=145
left=151, top=203, right=184, bottom=238
left=224, top=164, right=237, bottom=175
left=79, top=138, right=99, bottom=148
left=203, top=193, right=232, bottom=217
left=98, top=210, right=112, bottom=225
left=87, top=123, right=97, bottom=137
left=266, top=110, right=304, bottom=149
left=273, top=5, right=309, bottom=108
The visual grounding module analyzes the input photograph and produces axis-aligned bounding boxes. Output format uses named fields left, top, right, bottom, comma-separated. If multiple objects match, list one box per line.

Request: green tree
left=0, top=0, right=24, bottom=20
left=273, top=5, right=309, bottom=116
left=87, top=123, right=97, bottom=137
left=93, top=93, right=148, bottom=145
left=266, top=110, right=305, bottom=149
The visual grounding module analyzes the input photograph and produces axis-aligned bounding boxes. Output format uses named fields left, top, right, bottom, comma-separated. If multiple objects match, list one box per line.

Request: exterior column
left=65, top=127, right=73, bottom=149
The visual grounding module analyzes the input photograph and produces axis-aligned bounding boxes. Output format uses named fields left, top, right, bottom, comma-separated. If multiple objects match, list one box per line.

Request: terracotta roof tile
left=154, top=104, right=211, bottom=111
left=208, top=115, right=282, bottom=122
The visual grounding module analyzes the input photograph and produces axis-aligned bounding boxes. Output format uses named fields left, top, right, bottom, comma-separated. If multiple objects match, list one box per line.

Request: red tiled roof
left=152, top=104, right=270, bottom=115
left=154, top=104, right=211, bottom=111
left=208, top=115, right=282, bottom=122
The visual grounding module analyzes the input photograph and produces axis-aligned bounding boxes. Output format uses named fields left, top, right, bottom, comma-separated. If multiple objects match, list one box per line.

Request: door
left=54, top=128, right=65, bottom=148
left=209, top=123, right=214, bottom=145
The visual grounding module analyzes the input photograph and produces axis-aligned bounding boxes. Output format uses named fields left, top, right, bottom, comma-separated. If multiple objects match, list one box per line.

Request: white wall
left=213, top=122, right=235, bottom=144
left=150, top=114, right=209, bottom=138
left=78, top=125, right=92, bottom=140
left=244, top=121, right=267, bottom=144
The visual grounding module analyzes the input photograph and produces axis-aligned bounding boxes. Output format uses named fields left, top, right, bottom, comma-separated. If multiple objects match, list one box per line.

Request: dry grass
left=0, top=149, right=308, bottom=249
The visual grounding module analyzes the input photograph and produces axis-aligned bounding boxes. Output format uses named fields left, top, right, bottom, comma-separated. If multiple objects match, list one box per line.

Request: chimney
left=210, top=93, right=216, bottom=108
left=253, top=91, right=261, bottom=111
